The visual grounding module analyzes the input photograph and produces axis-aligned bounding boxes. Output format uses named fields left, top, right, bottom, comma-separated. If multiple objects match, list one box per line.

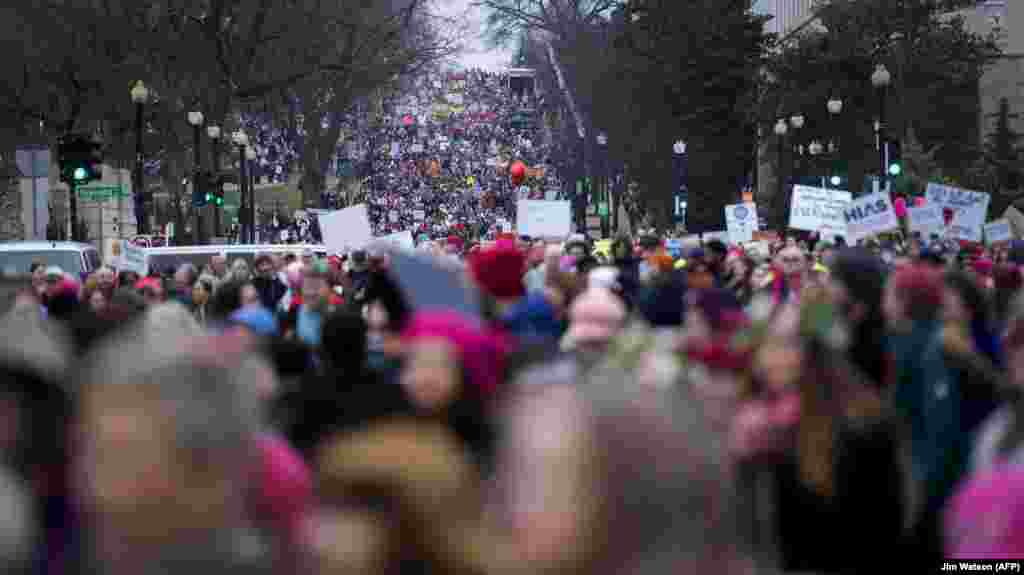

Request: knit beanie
left=829, top=248, right=886, bottom=312
left=470, top=241, right=526, bottom=299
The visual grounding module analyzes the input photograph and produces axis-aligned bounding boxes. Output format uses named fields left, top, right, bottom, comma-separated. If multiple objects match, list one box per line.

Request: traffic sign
left=78, top=185, right=128, bottom=201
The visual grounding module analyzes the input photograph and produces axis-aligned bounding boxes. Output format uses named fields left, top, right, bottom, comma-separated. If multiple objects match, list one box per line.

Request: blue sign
left=733, top=205, right=749, bottom=220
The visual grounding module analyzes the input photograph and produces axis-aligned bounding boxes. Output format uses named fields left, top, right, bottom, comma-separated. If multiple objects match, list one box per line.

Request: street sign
left=78, top=185, right=128, bottom=202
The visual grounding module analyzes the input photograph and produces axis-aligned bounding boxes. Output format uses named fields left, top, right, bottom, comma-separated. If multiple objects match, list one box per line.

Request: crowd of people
left=2, top=226, right=1023, bottom=574
left=331, top=69, right=554, bottom=242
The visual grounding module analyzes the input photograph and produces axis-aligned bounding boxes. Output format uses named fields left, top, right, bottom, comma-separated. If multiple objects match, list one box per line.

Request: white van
left=0, top=241, right=102, bottom=278
left=127, top=244, right=328, bottom=276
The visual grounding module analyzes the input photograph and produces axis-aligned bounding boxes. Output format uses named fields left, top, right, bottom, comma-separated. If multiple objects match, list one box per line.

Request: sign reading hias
left=843, top=192, right=898, bottom=243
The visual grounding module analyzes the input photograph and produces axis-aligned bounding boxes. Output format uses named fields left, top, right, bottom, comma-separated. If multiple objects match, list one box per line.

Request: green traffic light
left=205, top=193, right=213, bottom=202
left=73, top=167, right=88, bottom=181
left=889, top=163, right=902, bottom=176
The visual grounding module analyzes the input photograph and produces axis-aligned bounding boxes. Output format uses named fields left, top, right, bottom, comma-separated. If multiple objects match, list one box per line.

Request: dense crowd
left=342, top=69, right=553, bottom=242
left=3, top=227, right=1024, bottom=574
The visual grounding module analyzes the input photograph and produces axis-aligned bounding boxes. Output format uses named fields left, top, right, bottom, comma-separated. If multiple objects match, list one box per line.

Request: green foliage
left=766, top=0, right=1002, bottom=202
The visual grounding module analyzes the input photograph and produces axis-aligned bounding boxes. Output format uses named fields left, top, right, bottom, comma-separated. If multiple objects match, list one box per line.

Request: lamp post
left=245, top=146, right=257, bottom=243
left=188, top=110, right=204, bottom=245
left=871, top=64, right=892, bottom=192
left=673, top=140, right=686, bottom=230
left=130, top=81, right=149, bottom=235
left=774, top=118, right=788, bottom=230
left=207, top=124, right=221, bottom=236
left=232, top=130, right=249, bottom=243
left=596, top=132, right=609, bottom=238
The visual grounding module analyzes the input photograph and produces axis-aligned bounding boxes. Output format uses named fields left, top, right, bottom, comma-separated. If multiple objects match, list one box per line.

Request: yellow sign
left=466, top=176, right=476, bottom=187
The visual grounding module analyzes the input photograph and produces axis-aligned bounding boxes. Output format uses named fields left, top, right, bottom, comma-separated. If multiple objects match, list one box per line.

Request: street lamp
left=188, top=110, right=204, bottom=245
left=245, top=146, right=257, bottom=243
left=827, top=97, right=843, bottom=115
left=774, top=119, right=788, bottom=229
left=872, top=64, right=891, bottom=191
left=809, top=141, right=823, bottom=156
left=789, top=114, right=805, bottom=129
left=673, top=140, right=686, bottom=155
left=206, top=125, right=222, bottom=236
left=596, top=132, right=609, bottom=237
left=232, top=130, right=249, bottom=243
left=130, top=81, right=149, bottom=234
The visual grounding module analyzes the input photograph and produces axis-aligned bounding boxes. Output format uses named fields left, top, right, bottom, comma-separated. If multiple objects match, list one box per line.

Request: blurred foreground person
left=74, top=326, right=279, bottom=574
left=313, top=370, right=762, bottom=575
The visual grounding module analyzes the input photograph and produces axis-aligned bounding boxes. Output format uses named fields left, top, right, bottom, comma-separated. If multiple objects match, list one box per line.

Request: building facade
left=962, top=1, right=1023, bottom=143
left=754, top=0, right=816, bottom=38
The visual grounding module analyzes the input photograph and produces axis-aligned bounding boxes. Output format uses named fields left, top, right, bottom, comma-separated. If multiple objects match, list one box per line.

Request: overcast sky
left=434, top=0, right=514, bottom=70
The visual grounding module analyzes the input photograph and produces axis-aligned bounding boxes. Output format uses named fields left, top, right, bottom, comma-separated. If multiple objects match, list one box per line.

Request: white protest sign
left=119, top=240, right=148, bottom=276
left=788, top=185, right=851, bottom=237
left=842, top=192, right=899, bottom=243
left=377, top=230, right=415, bottom=250
left=317, top=204, right=374, bottom=253
left=517, top=185, right=531, bottom=200
left=984, top=219, right=1012, bottom=245
left=925, top=182, right=990, bottom=242
left=907, top=205, right=945, bottom=239
left=702, top=231, right=730, bottom=245
left=388, top=210, right=399, bottom=223
left=516, top=200, right=572, bottom=239
left=413, top=209, right=426, bottom=221
left=724, top=202, right=759, bottom=244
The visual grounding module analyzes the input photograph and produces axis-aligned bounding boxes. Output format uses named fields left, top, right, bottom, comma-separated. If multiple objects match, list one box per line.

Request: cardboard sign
left=516, top=200, right=572, bottom=239
left=387, top=250, right=481, bottom=320
left=984, top=219, right=1012, bottom=245
left=788, top=185, right=851, bottom=237
left=724, top=203, right=759, bottom=244
left=842, top=192, right=899, bottom=243
left=119, top=240, right=148, bottom=276
left=906, top=205, right=945, bottom=239
left=317, top=204, right=373, bottom=253
left=925, top=183, right=990, bottom=242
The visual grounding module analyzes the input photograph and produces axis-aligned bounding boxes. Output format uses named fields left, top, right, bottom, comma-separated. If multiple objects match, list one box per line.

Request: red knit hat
left=890, top=263, right=944, bottom=321
left=470, top=241, right=526, bottom=299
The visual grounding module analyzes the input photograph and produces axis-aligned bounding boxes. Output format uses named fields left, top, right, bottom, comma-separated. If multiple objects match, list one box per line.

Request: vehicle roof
left=0, top=241, right=96, bottom=251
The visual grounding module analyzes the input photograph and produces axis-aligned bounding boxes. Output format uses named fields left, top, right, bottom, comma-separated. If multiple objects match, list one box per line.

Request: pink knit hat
left=946, top=464, right=1024, bottom=558
left=401, top=310, right=508, bottom=396
left=566, top=287, right=626, bottom=345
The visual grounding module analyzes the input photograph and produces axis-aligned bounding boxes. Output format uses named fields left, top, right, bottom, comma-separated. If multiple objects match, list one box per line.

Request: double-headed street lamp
left=232, top=130, right=249, bottom=243
left=130, top=81, right=150, bottom=234
left=187, top=110, right=204, bottom=245
left=774, top=118, right=789, bottom=229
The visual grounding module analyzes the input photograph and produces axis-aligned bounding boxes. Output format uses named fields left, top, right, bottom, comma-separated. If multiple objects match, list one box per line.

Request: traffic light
left=58, top=134, right=103, bottom=185
left=887, top=140, right=902, bottom=177
left=192, top=177, right=207, bottom=208
left=207, top=172, right=225, bottom=207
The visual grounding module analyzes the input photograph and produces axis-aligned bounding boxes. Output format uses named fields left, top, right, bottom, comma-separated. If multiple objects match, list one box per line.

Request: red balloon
left=510, top=161, right=526, bottom=186
left=894, top=197, right=907, bottom=219
left=914, top=196, right=926, bottom=207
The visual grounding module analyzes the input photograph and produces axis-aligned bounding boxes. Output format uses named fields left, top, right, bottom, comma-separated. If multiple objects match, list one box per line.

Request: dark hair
left=209, top=279, right=247, bottom=321
left=28, top=261, right=44, bottom=274
left=945, top=270, right=991, bottom=328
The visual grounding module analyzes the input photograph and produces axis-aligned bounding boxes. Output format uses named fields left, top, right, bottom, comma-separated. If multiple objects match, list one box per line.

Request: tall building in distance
left=754, top=0, right=816, bottom=38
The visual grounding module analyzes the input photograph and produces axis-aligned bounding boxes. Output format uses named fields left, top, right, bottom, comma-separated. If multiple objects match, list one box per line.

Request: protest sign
left=412, top=209, right=425, bottom=221
left=376, top=230, right=415, bottom=250
left=984, top=219, right=1012, bottom=245
left=724, top=202, right=759, bottom=244
left=788, top=185, right=851, bottom=237
left=925, top=183, right=990, bottom=242
left=119, top=240, right=148, bottom=275
left=702, top=231, right=730, bottom=245
left=317, top=204, right=373, bottom=253
left=842, top=192, right=899, bottom=243
left=516, top=200, right=572, bottom=238
left=906, top=205, right=945, bottom=239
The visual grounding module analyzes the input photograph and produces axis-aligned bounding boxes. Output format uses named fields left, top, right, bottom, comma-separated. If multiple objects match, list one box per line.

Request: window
left=0, top=251, right=84, bottom=275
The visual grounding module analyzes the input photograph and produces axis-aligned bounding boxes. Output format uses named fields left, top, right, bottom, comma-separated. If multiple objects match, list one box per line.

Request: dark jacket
left=251, top=276, right=287, bottom=312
